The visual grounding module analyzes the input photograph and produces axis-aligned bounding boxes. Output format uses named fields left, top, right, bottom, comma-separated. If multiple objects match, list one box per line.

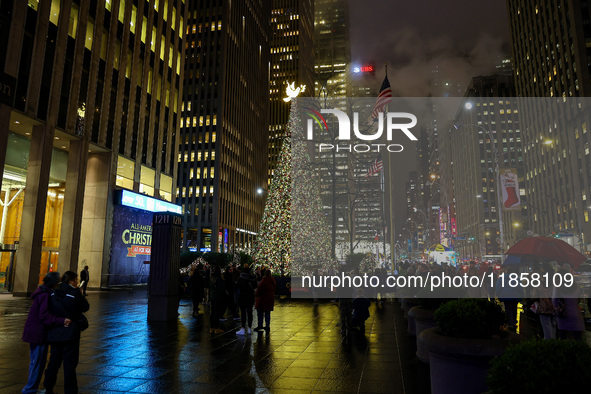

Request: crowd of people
left=186, top=263, right=277, bottom=335
left=395, top=259, right=587, bottom=340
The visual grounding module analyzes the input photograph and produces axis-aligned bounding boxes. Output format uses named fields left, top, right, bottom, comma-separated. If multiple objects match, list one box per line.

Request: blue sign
left=454, top=236, right=466, bottom=240
left=117, top=189, right=181, bottom=214
left=408, top=239, right=412, bottom=252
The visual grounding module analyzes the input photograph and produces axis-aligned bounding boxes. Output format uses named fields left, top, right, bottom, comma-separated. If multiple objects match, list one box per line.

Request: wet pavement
left=0, top=290, right=430, bottom=393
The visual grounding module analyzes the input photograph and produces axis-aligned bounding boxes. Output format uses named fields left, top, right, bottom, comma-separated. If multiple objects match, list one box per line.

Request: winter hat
left=43, top=271, right=61, bottom=287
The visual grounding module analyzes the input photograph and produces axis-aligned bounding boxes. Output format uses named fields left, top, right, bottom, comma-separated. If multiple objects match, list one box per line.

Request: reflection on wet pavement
left=0, top=291, right=430, bottom=393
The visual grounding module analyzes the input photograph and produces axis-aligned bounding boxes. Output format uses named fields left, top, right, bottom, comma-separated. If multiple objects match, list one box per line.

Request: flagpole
left=382, top=62, right=388, bottom=269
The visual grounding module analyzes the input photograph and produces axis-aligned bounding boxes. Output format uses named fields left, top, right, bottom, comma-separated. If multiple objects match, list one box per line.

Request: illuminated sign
left=116, top=189, right=182, bottom=214
left=353, top=65, right=375, bottom=73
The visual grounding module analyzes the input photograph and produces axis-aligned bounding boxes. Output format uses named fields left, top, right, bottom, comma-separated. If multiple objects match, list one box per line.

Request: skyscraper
left=507, top=0, right=591, bottom=253
left=178, top=0, right=270, bottom=253
left=0, top=0, right=186, bottom=294
left=268, top=0, right=315, bottom=179
left=314, top=0, right=350, bottom=98
left=452, top=74, right=524, bottom=260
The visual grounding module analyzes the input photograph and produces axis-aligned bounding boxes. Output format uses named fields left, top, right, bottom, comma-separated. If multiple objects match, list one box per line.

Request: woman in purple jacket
left=22, top=272, right=70, bottom=394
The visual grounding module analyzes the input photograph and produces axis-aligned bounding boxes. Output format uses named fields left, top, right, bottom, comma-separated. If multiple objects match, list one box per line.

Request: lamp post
left=454, top=118, right=505, bottom=262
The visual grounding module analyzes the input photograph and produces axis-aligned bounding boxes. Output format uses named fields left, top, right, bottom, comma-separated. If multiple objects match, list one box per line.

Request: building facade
left=507, top=0, right=591, bottom=253
left=314, top=0, right=350, bottom=98
left=0, top=0, right=186, bottom=295
left=452, top=74, right=524, bottom=260
left=178, top=0, right=270, bottom=253
left=268, top=0, right=314, bottom=180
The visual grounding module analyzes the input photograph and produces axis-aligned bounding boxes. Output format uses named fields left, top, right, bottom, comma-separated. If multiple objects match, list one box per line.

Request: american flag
left=365, top=154, right=383, bottom=177
left=370, top=76, right=392, bottom=121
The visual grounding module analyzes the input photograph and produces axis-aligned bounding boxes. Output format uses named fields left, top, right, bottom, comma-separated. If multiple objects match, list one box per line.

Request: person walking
left=236, top=265, right=257, bottom=335
left=79, top=266, right=89, bottom=296
left=351, top=288, right=371, bottom=334
left=209, top=266, right=226, bottom=334
left=553, top=266, right=585, bottom=340
left=254, top=270, right=276, bottom=332
left=188, top=264, right=204, bottom=317
left=495, top=266, right=524, bottom=331
left=22, top=272, right=71, bottom=394
left=531, top=262, right=556, bottom=339
left=43, top=271, right=90, bottom=394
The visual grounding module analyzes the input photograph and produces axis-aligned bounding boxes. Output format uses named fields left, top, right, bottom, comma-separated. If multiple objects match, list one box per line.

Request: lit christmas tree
left=254, top=98, right=335, bottom=275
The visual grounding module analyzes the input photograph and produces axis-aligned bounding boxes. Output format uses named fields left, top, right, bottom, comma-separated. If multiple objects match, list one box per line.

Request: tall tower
left=452, top=74, right=523, bottom=260
left=314, top=0, right=351, bottom=98
left=268, top=0, right=315, bottom=180
left=507, top=0, right=591, bottom=253
left=179, top=0, right=270, bottom=253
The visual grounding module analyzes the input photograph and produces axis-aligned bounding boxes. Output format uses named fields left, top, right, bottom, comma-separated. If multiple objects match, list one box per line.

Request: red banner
left=127, top=245, right=151, bottom=257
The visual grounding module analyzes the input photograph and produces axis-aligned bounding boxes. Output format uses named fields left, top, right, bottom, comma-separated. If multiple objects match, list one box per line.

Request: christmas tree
left=254, top=99, right=334, bottom=275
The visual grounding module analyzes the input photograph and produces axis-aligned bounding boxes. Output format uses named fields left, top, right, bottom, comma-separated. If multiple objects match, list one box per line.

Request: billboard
left=109, top=205, right=152, bottom=285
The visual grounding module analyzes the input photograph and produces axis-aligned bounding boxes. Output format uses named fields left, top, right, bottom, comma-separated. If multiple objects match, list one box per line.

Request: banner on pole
left=500, top=168, right=521, bottom=211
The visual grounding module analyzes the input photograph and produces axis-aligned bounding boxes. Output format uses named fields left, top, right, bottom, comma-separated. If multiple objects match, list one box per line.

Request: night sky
left=349, top=0, right=511, bottom=96
left=347, top=0, right=512, bottom=238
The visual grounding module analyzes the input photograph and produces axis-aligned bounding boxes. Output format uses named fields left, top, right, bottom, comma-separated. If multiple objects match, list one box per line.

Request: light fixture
left=464, top=102, right=473, bottom=110
left=54, top=136, right=59, bottom=140
left=15, top=120, right=20, bottom=124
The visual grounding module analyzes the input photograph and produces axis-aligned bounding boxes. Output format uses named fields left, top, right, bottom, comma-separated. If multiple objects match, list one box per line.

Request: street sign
left=454, top=236, right=466, bottom=240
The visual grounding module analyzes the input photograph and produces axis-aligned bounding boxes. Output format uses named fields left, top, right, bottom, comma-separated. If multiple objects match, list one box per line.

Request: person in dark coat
left=22, top=272, right=70, bottom=394
left=553, top=266, right=585, bottom=340
left=43, top=271, right=90, bottom=394
left=236, top=266, right=258, bottom=335
left=224, top=266, right=239, bottom=320
left=254, top=270, right=276, bottom=332
left=209, top=266, right=227, bottom=334
left=79, top=265, right=89, bottom=296
left=188, top=264, right=204, bottom=317
left=351, top=288, right=371, bottom=333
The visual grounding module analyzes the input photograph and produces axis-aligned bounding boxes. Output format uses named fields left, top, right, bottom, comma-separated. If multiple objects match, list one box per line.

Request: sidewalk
left=0, top=291, right=429, bottom=393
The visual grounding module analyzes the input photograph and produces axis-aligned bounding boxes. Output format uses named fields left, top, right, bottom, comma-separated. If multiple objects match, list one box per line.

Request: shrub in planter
left=487, top=339, right=591, bottom=393
left=420, top=298, right=522, bottom=394
left=435, top=298, right=506, bottom=339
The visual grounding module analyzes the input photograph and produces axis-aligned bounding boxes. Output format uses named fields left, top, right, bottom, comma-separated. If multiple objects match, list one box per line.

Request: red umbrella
left=505, top=236, right=586, bottom=269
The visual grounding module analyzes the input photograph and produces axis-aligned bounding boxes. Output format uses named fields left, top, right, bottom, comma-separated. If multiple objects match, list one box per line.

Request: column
left=0, top=104, right=10, bottom=192
left=79, top=152, right=111, bottom=290
left=13, top=124, right=54, bottom=296
left=58, top=139, right=89, bottom=274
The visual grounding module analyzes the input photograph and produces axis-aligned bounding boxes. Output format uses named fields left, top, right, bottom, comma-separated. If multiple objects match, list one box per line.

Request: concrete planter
left=410, top=307, right=437, bottom=363
left=401, top=298, right=419, bottom=320
left=418, top=327, right=524, bottom=394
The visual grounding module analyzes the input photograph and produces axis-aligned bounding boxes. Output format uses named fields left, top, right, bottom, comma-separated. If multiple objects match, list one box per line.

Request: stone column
left=13, top=124, right=54, bottom=296
left=58, top=139, right=89, bottom=274
left=79, top=152, right=111, bottom=290
left=0, top=104, right=10, bottom=192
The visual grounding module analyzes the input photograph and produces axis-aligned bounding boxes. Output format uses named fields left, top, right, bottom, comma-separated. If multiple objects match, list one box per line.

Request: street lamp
left=454, top=121, right=505, bottom=262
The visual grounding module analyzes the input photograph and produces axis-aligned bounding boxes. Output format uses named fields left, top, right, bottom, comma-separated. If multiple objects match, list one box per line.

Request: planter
left=401, top=298, right=419, bottom=320
left=410, top=307, right=437, bottom=363
left=418, top=327, right=524, bottom=394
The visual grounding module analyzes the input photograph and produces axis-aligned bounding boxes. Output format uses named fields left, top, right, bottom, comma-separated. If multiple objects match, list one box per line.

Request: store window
left=139, top=165, right=155, bottom=196
left=116, top=155, right=135, bottom=190
left=160, top=174, right=173, bottom=202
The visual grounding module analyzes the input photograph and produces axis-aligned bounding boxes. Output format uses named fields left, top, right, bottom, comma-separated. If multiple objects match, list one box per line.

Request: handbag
left=530, top=301, right=539, bottom=314
left=554, top=298, right=566, bottom=317
left=76, top=314, right=89, bottom=331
